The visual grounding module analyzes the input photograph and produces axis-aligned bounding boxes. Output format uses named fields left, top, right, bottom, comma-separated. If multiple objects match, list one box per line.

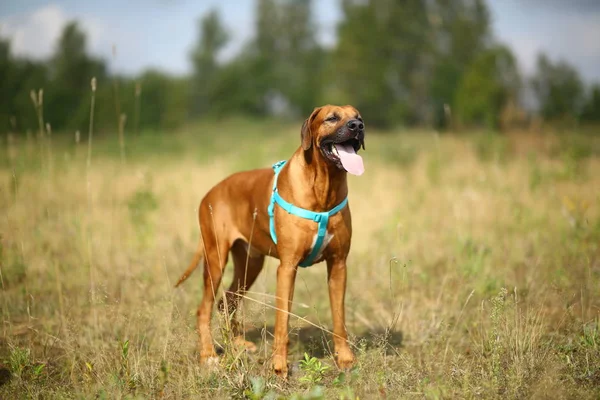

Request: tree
left=455, top=45, right=520, bottom=129
left=531, top=54, right=584, bottom=121
left=429, top=0, right=492, bottom=129
left=201, top=0, right=323, bottom=118
left=580, top=84, right=600, bottom=123
left=276, top=0, right=324, bottom=116
left=334, top=0, right=431, bottom=127
left=189, top=9, right=229, bottom=117
left=0, top=38, right=48, bottom=134
left=46, top=21, right=107, bottom=131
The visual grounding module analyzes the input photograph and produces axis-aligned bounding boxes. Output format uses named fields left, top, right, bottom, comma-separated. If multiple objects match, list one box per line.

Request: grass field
left=1, top=120, right=599, bottom=399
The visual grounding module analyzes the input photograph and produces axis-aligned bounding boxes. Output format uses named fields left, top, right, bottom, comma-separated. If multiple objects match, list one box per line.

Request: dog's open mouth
left=321, top=138, right=365, bottom=176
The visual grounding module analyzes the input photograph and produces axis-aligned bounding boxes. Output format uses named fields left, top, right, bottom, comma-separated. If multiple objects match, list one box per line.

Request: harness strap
left=268, top=160, right=348, bottom=267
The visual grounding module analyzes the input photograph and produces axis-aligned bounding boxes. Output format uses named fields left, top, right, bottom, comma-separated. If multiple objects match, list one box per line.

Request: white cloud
left=0, top=4, right=105, bottom=60
left=0, top=4, right=157, bottom=75
left=490, top=0, right=600, bottom=82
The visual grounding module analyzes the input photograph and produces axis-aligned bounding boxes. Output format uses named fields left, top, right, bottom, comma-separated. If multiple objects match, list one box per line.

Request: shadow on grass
left=239, top=325, right=404, bottom=359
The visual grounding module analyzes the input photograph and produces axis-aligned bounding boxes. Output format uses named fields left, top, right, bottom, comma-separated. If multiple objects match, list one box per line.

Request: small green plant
left=8, top=345, right=31, bottom=379
left=580, top=321, right=599, bottom=350
left=119, top=339, right=136, bottom=390
left=244, top=376, right=268, bottom=400
left=299, top=353, right=330, bottom=385
left=289, top=385, right=325, bottom=400
left=121, top=339, right=130, bottom=365
left=33, top=363, right=45, bottom=378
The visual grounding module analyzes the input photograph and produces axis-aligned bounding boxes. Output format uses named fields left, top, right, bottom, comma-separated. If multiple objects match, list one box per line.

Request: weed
left=8, top=346, right=30, bottom=380
left=299, top=353, right=330, bottom=385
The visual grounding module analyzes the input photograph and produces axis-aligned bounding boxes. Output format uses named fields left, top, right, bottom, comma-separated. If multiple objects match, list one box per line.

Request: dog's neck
left=278, top=147, right=348, bottom=212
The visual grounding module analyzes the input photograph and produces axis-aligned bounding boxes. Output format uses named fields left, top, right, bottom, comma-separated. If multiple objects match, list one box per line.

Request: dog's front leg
left=271, top=261, right=298, bottom=377
left=327, top=257, right=355, bottom=370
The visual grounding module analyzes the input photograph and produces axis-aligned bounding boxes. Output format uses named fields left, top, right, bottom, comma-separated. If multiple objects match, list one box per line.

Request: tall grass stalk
left=86, top=77, right=98, bottom=332
left=45, top=123, right=53, bottom=177
left=6, top=117, right=17, bottom=167
left=118, top=113, right=127, bottom=164
left=0, top=251, right=10, bottom=338
left=111, top=45, right=126, bottom=164
left=53, top=261, right=65, bottom=333
left=30, top=89, right=45, bottom=170
left=134, top=82, right=141, bottom=138
left=241, top=208, right=258, bottom=352
left=87, top=78, right=96, bottom=172
left=161, top=259, right=174, bottom=361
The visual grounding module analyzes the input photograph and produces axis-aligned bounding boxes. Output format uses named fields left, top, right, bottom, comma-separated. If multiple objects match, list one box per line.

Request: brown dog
left=175, top=105, right=365, bottom=376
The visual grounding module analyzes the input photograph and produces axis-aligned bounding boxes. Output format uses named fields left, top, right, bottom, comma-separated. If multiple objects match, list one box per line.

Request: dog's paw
left=199, top=355, right=220, bottom=371
left=233, top=337, right=258, bottom=353
left=335, top=348, right=356, bottom=370
left=199, top=349, right=219, bottom=366
left=271, top=354, right=289, bottom=378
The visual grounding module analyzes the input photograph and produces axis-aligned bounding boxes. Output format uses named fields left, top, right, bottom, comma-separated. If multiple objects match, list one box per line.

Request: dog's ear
left=301, top=107, right=321, bottom=151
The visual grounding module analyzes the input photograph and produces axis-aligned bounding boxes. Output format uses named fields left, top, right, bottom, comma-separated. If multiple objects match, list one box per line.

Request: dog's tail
left=175, top=238, right=205, bottom=288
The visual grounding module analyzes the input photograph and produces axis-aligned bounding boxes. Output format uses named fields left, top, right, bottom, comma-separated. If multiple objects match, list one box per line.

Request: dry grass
left=0, top=122, right=599, bottom=399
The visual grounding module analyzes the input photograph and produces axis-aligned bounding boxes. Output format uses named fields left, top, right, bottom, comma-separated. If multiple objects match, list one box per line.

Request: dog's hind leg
left=218, top=240, right=264, bottom=353
left=196, top=230, right=230, bottom=365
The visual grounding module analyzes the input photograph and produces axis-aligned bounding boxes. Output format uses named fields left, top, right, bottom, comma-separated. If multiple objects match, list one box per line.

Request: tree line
left=1, top=0, right=600, bottom=136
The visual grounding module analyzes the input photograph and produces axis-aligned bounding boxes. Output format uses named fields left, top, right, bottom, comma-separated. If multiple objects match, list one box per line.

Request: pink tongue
left=334, top=143, right=365, bottom=176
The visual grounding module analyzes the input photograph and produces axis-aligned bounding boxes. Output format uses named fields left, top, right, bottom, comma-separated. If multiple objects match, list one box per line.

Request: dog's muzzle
left=320, top=119, right=365, bottom=175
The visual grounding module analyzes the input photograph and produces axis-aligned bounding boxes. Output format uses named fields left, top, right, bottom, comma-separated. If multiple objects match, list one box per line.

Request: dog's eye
left=325, top=115, right=339, bottom=122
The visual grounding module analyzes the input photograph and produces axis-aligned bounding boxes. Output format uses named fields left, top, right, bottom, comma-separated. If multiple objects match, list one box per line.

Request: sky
left=0, top=0, right=599, bottom=83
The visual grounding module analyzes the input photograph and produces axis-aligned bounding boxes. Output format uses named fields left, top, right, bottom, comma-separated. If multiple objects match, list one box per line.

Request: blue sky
left=1, top=0, right=599, bottom=82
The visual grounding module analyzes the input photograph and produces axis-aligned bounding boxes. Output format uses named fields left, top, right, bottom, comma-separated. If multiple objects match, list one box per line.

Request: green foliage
left=190, top=10, right=229, bottom=117
left=46, top=21, right=107, bottom=131
left=1, top=1, right=598, bottom=139
left=455, top=46, right=520, bottom=129
left=558, top=319, right=600, bottom=387
left=8, top=346, right=30, bottom=379
left=581, top=84, right=600, bottom=122
left=299, top=353, right=330, bottom=385
left=429, top=0, right=492, bottom=129
left=532, top=54, right=584, bottom=122
left=243, top=376, right=274, bottom=400
left=0, top=39, right=48, bottom=134
left=335, top=0, right=431, bottom=127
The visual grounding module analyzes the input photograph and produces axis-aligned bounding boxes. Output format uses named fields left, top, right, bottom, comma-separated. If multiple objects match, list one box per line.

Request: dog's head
left=300, top=105, right=365, bottom=176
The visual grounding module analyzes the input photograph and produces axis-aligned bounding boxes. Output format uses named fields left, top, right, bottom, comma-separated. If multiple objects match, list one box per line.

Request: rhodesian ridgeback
left=175, top=105, right=365, bottom=376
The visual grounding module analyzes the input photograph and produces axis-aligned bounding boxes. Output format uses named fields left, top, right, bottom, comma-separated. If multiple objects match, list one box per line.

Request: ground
left=1, top=119, right=599, bottom=399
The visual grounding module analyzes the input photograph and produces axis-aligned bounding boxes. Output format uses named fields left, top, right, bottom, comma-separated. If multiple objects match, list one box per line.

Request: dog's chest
left=309, top=230, right=334, bottom=262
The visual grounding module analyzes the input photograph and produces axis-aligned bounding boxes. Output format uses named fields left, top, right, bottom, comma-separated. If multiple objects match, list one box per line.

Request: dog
left=175, top=105, right=365, bottom=376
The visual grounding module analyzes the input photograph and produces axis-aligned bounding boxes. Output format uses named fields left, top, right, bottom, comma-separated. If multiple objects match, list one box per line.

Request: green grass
left=1, top=120, right=599, bottom=399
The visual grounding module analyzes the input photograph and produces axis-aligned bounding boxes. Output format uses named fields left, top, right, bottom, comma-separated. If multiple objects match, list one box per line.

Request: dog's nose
left=347, top=119, right=364, bottom=132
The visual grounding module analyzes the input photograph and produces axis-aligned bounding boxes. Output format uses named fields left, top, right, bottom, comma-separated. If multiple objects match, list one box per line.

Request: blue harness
left=268, top=160, right=348, bottom=267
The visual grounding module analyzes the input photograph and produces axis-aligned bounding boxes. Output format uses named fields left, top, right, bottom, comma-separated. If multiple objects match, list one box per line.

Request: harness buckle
left=313, top=214, right=322, bottom=223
